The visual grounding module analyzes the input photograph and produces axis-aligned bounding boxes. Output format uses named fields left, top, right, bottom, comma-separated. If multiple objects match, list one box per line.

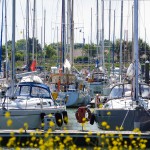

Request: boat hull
left=58, top=91, right=91, bottom=107
left=94, top=108, right=150, bottom=131
left=0, top=108, right=65, bottom=129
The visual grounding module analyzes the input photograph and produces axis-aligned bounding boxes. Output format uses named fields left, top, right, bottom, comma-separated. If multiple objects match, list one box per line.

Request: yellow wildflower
left=101, top=121, right=107, bottom=127
left=24, top=122, right=28, bottom=130
left=49, top=121, right=55, bottom=127
left=7, top=119, right=13, bottom=126
left=85, top=137, right=90, bottom=143
left=107, top=111, right=111, bottom=115
left=5, top=111, right=10, bottom=118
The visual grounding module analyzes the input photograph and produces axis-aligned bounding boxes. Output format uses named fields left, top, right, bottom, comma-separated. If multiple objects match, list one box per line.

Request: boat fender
left=40, top=113, right=46, bottom=122
left=55, top=112, right=63, bottom=127
left=90, top=113, right=95, bottom=125
left=75, top=106, right=92, bottom=123
left=62, top=111, right=68, bottom=124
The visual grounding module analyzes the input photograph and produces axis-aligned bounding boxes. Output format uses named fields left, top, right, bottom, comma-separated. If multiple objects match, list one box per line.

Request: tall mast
left=112, top=10, right=115, bottom=75
left=108, top=0, right=111, bottom=74
left=133, top=0, right=139, bottom=101
left=119, top=0, right=123, bottom=82
left=5, top=0, right=8, bottom=80
left=70, top=0, right=74, bottom=66
left=11, top=0, right=16, bottom=97
left=32, top=0, right=36, bottom=61
left=101, top=0, right=105, bottom=69
left=61, top=0, right=66, bottom=71
left=26, top=0, right=29, bottom=70
left=91, top=8, right=92, bottom=45
left=96, top=0, right=99, bottom=66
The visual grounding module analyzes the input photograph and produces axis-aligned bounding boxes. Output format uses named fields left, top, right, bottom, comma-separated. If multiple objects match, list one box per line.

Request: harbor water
left=62, top=108, right=99, bottom=131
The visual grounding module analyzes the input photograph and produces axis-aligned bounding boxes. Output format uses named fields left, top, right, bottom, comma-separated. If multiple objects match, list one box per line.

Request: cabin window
left=140, top=84, right=150, bottom=98
left=109, top=85, right=123, bottom=99
left=20, top=86, right=30, bottom=96
left=31, top=86, right=50, bottom=98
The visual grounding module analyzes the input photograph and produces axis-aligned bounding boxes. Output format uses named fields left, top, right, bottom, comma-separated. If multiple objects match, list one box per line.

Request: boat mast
left=119, top=0, right=123, bottom=82
left=5, top=0, right=8, bottom=80
left=11, top=0, right=16, bottom=97
left=112, top=10, right=115, bottom=75
left=26, top=0, right=30, bottom=71
left=96, top=0, right=99, bottom=67
left=61, top=0, right=66, bottom=72
left=133, top=0, right=139, bottom=101
left=101, top=0, right=105, bottom=70
left=70, top=0, right=74, bottom=66
left=108, top=0, right=111, bottom=74
left=32, top=0, right=36, bottom=61
left=0, top=0, right=4, bottom=74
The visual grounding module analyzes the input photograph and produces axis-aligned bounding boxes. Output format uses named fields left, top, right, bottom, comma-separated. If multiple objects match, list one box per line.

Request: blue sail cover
left=0, top=0, right=4, bottom=73
left=95, top=59, right=99, bottom=68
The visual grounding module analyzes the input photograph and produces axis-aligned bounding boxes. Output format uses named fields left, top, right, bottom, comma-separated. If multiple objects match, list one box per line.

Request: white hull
left=0, top=107, right=65, bottom=129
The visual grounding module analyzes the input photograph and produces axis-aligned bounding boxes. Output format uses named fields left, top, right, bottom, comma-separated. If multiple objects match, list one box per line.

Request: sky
left=1, top=0, right=150, bottom=46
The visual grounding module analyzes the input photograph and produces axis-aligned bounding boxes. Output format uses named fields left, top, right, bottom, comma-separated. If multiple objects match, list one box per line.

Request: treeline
left=1, top=38, right=150, bottom=66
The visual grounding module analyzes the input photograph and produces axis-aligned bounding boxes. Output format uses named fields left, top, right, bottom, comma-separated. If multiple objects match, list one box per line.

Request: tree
left=45, top=44, right=57, bottom=59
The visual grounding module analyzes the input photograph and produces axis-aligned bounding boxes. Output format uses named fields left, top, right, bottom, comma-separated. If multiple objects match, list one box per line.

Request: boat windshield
left=140, top=84, right=150, bottom=98
left=6, top=85, right=51, bottom=98
left=109, top=83, right=150, bottom=99
left=109, top=84, right=132, bottom=99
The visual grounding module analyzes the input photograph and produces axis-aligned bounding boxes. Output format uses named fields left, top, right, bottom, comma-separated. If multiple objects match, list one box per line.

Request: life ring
left=75, top=106, right=91, bottom=123
left=90, top=113, right=95, bottom=125
left=62, top=111, right=68, bottom=124
left=55, top=112, right=63, bottom=127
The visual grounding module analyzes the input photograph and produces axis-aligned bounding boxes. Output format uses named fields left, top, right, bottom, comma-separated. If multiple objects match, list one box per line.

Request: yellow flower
left=24, top=122, right=28, bottom=130
left=99, top=104, right=103, bottom=108
left=107, top=111, right=111, bottom=115
left=88, top=131, right=92, bottom=135
left=140, top=144, right=146, bottom=149
left=55, top=136, right=60, bottom=142
left=106, top=125, right=110, bottom=129
left=48, top=114, right=53, bottom=117
left=31, top=136, right=36, bottom=141
left=39, top=139, right=43, bottom=145
left=41, top=123, right=44, bottom=127
left=112, top=140, right=118, bottom=146
left=101, top=121, right=107, bottom=127
left=5, top=111, right=10, bottom=118
left=19, top=128, right=24, bottom=134
left=0, top=137, right=3, bottom=142
left=129, top=134, right=134, bottom=139
left=85, top=137, right=90, bottom=143
left=49, top=121, right=55, bottom=127
left=7, top=119, right=13, bottom=126
left=101, top=134, right=105, bottom=139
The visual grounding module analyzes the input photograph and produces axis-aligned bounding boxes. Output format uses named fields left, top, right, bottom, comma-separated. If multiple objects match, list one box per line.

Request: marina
left=0, top=0, right=150, bottom=149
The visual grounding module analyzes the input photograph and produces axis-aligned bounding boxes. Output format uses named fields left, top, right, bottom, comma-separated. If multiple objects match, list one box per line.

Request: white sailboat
left=0, top=0, right=68, bottom=130
left=90, top=0, right=150, bottom=131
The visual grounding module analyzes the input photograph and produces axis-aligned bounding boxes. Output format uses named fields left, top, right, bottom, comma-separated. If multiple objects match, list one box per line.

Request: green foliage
left=45, top=44, right=57, bottom=59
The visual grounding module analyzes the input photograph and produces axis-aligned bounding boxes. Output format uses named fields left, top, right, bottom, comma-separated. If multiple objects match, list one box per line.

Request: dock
left=0, top=129, right=150, bottom=148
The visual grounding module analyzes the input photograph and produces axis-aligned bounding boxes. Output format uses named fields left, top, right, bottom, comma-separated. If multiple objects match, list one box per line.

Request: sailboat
left=85, top=0, right=108, bottom=100
left=49, top=0, right=91, bottom=107
left=90, top=0, right=150, bottom=131
left=50, top=59, right=91, bottom=107
left=0, top=0, right=68, bottom=130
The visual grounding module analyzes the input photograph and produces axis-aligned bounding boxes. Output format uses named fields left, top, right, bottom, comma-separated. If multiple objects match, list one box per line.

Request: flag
left=30, top=60, right=36, bottom=71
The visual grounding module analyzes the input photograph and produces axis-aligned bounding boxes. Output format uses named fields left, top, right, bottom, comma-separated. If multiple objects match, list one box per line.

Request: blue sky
left=1, top=0, right=150, bottom=45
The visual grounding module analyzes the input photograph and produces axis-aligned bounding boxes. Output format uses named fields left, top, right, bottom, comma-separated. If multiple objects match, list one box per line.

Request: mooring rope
left=120, top=109, right=130, bottom=130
